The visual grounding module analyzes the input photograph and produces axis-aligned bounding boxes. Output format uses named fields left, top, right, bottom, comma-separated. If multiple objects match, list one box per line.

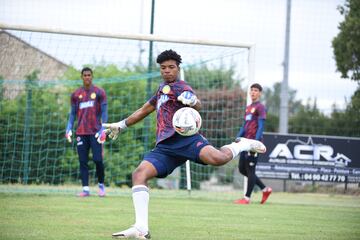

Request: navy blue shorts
left=76, top=135, right=103, bottom=163
left=144, top=133, right=210, bottom=178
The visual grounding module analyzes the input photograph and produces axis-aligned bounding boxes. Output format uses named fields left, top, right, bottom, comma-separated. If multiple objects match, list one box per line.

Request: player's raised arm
left=103, top=101, right=156, bottom=140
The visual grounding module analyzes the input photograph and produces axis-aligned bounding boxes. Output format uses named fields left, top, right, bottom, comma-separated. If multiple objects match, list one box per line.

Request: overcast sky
left=0, top=0, right=358, bottom=113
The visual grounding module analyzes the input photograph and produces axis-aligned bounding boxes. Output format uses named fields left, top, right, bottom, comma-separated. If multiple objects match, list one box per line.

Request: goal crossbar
left=0, top=23, right=254, bottom=49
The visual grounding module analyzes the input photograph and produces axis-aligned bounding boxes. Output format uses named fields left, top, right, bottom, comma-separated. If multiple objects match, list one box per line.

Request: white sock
left=132, top=185, right=149, bottom=232
left=244, top=196, right=250, bottom=201
left=222, top=141, right=250, bottom=159
left=83, top=186, right=90, bottom=192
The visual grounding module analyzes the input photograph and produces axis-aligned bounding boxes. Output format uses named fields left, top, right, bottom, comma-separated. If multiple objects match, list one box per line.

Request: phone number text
left=290, top=173, right=346, bottom=182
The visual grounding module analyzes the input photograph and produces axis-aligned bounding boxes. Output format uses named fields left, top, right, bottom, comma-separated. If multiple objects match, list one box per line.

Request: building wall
left=0, top=31, right=68, bottom=81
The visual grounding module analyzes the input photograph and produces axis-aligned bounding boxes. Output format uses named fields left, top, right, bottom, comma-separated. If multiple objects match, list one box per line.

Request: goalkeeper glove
left=177, top=91, right=198, bottom=107
left=65, top=130, right=72, bottom=143
left=95, top=127, right=107, bottom=144
left=102, top=119, right=127, bottom=141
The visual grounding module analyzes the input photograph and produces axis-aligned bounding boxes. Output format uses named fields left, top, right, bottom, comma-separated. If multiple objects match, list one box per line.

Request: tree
left=262, top=82, right=303, bottom=132
left=263, top=82, right=302, bottom=116
left=332, top=0, right=360, bottom=81
left=186, top=63, right=242, bottom=90
left=289, top=99, right=330, bottom=135
left=344, top=88, right=360, bottom=136
left=331, top=0, right=360, bottom=137
left=329, top=89, right=360, bottom=137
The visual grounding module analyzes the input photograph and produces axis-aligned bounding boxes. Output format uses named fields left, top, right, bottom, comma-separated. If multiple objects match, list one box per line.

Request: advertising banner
left=257, top=133, right=360, bottom=183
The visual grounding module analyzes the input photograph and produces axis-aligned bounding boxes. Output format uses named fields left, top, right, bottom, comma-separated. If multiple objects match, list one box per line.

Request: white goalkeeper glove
left=102, top=119, right=127, bottom=141
left=177, top=91, right=198, bottom=107
left=95, top=127, right=107, bottom=144
left=65, top=130, right=72, bottom=143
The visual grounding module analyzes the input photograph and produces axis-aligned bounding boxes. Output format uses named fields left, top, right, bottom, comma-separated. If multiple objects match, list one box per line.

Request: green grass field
left=0, top=187, right=359, bottom=240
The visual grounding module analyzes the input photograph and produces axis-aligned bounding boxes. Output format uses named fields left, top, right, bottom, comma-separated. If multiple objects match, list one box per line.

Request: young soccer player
left=65, top=67, right=108, bottom=197
left=233, top=83, right=272, bottom=205
left=103, top=50, right=266, bottom=239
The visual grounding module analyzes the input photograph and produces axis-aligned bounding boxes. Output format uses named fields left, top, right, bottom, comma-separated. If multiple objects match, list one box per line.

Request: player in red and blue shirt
left=103, top=50, right=266, bottom=238
left=65, top=67, right=108, bottom=197
left=239, top=100, right=266, bottom=140
left=234, top=83, right=272, bottom=205
left=149, top=80, right=195, bottom=144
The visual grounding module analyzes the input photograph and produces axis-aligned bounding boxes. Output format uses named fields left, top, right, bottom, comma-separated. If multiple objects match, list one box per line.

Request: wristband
left=119, top=119, right=127, bottom=129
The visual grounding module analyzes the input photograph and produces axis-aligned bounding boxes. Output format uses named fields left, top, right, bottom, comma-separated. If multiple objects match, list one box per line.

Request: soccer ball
left=172, top=107, right=202, bottom=136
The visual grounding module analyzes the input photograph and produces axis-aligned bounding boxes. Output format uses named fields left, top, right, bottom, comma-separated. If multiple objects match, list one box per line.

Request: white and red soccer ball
left=172, top=107, right=202, bottom=136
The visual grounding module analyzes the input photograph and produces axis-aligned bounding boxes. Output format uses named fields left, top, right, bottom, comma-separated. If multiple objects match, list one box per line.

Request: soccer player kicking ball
left=103, top=50, right=266, bottom=239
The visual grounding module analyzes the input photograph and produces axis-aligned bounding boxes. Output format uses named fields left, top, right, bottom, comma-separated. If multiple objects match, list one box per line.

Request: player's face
left=82, top=70, right=93, bottom=88
left=160, top=60, right=179, bottom=83
left=250, top=87, right=261, bottom=102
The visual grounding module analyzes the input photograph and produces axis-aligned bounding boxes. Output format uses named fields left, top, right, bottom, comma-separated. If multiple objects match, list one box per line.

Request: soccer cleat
left=240, top=138, right=266, bottom=154
left=234, top=198, right=250, bottom=204
left=261, top=187, right=272, bottom=204
left=77, top=191, right=90, bottom=197
left=98, top=184, right=106, bottom=197
left=112, top=226, right=151, bottom=239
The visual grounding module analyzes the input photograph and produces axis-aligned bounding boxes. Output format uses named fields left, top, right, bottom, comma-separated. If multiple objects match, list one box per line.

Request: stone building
left=0, top=30, right=69, bottom=98
left=0, top=30, right=69, bottom=80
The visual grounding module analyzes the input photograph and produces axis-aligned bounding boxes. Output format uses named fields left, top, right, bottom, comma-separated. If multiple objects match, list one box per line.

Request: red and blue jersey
left=148, top=80, right=194, bottom=144
left=242, top=101, right=266, bottom=139
left=71, top=85, right=107, bottom=135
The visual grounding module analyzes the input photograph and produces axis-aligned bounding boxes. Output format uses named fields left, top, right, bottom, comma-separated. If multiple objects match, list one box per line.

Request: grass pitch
left=0, top=188, right=359, bottom=240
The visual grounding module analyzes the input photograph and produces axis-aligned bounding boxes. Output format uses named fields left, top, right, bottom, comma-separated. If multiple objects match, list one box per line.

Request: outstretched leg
left=199, top=138, right=266, bottom=166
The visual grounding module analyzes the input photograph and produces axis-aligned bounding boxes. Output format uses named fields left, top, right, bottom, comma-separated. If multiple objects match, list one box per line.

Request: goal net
left=0, top=25, right=254, bottom=199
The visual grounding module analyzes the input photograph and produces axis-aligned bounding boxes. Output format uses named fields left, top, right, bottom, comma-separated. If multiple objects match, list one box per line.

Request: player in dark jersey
left=233, top=83, right=272, bottom=205
left=103, top=50, right=266, bottom=239
left=65, top=67, right=108, bottom=197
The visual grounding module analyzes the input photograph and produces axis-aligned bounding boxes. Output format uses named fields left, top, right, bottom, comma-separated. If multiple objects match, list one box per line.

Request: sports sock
left=82, top=186, right=90, bottom=192
left=132, top=185, right=149, bottom=233
left=222, top=140, right=250, bottom=159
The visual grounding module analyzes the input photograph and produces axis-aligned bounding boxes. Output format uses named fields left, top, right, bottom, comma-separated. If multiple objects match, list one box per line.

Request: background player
left=103, top=50, right=266, bottom=239
left=233, top=83, right=272, bottom=205
left=65, top=67, right=108, bottom=197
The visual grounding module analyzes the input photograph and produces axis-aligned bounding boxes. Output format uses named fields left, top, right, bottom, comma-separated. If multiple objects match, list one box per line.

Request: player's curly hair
left=156, top=49, right=182, bottom=66
left=250, top=83, right=263, bottom=92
